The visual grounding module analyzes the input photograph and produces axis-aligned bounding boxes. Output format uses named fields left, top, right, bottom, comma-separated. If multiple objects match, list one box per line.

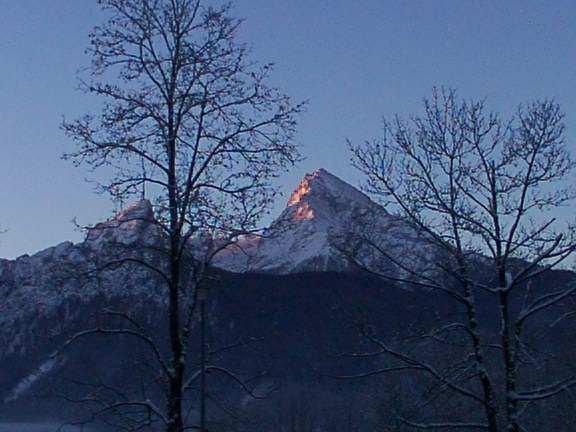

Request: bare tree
left=62, top=0, right=303, bottom=431
left=347, top=88, right=576, bottom=432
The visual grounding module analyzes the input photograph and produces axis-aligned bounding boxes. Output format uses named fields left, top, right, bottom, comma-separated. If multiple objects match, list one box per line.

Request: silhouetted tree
left=62, top=0, right=303, bottom=431
left=346, top=88, right=576, bottom=432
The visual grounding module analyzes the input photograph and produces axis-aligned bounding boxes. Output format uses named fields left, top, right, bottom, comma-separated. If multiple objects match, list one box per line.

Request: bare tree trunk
left=465, top=288, right=499, bottom=432
left=500, top=290, right=518, bottom=432
left=200, top=294, right=207, bottom=432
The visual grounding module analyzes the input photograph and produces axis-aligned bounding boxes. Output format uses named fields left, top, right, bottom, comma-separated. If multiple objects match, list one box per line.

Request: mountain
left=233, top=168, right=379, bottom=273
left=0, top=168, right=429, bottom=277
left=1, top=169, right=574, bottom=430
left=0, top=169, right=429, bottom=424
left=214, top=168, right=432, bottom=275
left=0, top=168, right=434, bottom=377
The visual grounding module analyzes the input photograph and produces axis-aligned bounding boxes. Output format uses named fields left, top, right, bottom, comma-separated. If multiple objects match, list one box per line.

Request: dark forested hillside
left=2, top=264, right=574, bottom=431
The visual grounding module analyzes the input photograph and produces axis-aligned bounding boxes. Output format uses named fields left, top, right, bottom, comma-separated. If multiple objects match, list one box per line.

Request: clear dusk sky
left=1, top=0, right=576, bottom=259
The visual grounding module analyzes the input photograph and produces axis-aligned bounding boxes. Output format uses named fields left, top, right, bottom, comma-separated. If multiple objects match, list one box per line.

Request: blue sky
left=1, top=0, right=576, bottom=259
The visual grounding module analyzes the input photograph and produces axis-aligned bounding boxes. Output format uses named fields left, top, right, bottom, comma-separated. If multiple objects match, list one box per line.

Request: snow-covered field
left=0, top=424, right=95, bottom=432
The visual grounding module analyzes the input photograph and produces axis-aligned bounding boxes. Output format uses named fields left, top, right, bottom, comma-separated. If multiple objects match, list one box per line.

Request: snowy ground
left=0, top=423, right=96, bottom=432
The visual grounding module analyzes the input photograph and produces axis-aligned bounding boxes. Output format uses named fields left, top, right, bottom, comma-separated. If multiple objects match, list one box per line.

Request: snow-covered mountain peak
left=287, top=168, right=372, bottom=208
left=114, top=199, right=154, bottom=224
left=65, top=170, right=429, bottom=276
left=85, top=199, right=159, bottom=247
left=282, top=168, right=376, bottom=228
left=233, top=168, right=389, bottom=273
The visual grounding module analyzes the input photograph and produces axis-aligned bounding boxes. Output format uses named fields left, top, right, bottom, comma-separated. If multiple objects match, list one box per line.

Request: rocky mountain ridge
left=1, top=168, right=427, bottom=275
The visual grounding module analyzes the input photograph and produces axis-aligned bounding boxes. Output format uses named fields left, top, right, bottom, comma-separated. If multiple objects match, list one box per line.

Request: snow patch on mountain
left=0, top=200, right=169, bottom=360
left=5, top=354, right=63, bottom=403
